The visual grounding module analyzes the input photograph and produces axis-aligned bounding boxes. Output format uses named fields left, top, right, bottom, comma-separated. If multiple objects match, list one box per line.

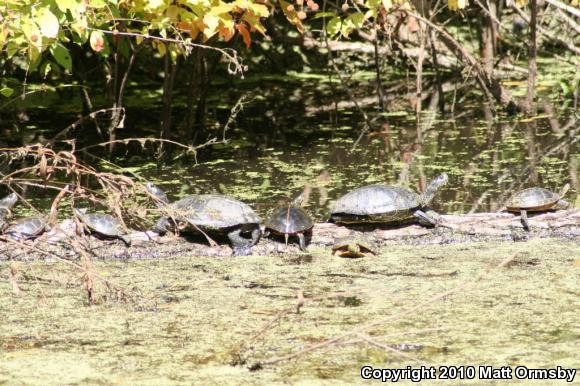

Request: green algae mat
left=1, top=238, right=578, bottom=385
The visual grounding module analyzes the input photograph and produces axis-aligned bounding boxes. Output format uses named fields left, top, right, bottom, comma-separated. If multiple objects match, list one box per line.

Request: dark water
left=0, top=75, right=578, bottom=220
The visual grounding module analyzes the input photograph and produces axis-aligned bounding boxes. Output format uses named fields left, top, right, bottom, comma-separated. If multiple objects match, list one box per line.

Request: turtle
left=146, top=183, right=262, bottom=256
left=264, top=206, right=313, bottom=251
left=330, top=173, right=448, bottom=227
left=504, top=184, right=570, bottom=230
left=332, top=234, right=378, bottom=258
left=75, top=208, right=131, bottom=246
left=4, top=216, right=47, bottom=240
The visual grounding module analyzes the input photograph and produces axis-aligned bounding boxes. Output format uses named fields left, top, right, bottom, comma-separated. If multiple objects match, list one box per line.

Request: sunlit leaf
left=36, top=8, right=59, bottom=39
left=280, top=0, right=304, bottom=32
left=236, top=23, right=251, bottom=47
left=0, top=87, right=14, bottom=97
left=326, top=16, right=341, bottom=37
left=89, top=30, right=105, bottom=52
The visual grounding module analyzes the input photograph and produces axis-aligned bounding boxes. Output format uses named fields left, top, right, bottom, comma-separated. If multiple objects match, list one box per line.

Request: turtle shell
left=506, top=188, right=561, bottom=212
left=265, top=206, right=313, bottom=235
left=5, top=216, right=46, bottom=238
left=75, top=210, right=125, bottom=237
left=169, top=194, right=261, bottom=230
left=330, top=185, right=420, bottom=223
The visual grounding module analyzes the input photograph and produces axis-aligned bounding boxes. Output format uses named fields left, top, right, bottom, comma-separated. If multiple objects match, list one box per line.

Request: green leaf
left=313, top=12, right=336, bottom=19
left=326, top=17, right=342, bottom=37
left=51, top=44, right=72, bottom=71
left=0, top=87, right=14, bottom=97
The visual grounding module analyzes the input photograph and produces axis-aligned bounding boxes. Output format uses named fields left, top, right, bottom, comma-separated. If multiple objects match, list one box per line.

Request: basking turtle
left=75, top=209, right=131, bottom=246
left=146, top=183, right=261, bottom=256
left=332, top=234, right=378, bottom=258
left=504, top=184, right=570, bottom=230
left=264, top=206, right=313, bottom=251
left=330, top=173, right=448, bottom=227
left=4, top=216, right=47, bottom=240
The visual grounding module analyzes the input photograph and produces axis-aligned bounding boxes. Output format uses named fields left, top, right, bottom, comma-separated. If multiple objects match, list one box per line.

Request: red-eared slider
left=505, top=184, right=570, bottom=230
left=330, top=173, right=448, bottom=227
left=75, top=209, right=131, bottom=246
left=264, top=206, right=313, bottom=251
left=332, top=235, right=377, bottom=258
left=4, top=216, right=47, bottom=240
left=0, top=193, right=18, bottom=231
left=146, top=183, right=261, bottom=256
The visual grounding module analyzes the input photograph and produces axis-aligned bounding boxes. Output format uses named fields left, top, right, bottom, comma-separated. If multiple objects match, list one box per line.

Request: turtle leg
left=414, top=209, right=438, bottom=227
left=119, top=235, right=132, bottom=247
left=250, top=227, right=261, bottom=247
left=520, top=209, right=530, bottom=231
left=297, top=232, right=307, bottom=251
left=228, top=228, right=252, bottom=256
left=554, top=199, right=570, bottom=210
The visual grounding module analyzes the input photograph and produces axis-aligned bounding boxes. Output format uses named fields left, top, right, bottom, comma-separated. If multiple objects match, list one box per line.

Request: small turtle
left=330, top=173, right=448, bottom=227
left=332, top=235, right=378, bottom=258
left=505, top=184, right=570, bottom=230
left=264, top=206, right=313, bottom=251
left=4, top=216, right=47, bottom=240
left=75, top=209, right=131, bottom=246
left=146, top=183, right=261, bottom=256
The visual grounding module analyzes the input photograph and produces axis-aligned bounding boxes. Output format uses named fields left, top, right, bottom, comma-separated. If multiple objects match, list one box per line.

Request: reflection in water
left=0, top=79, right=577, bottom=221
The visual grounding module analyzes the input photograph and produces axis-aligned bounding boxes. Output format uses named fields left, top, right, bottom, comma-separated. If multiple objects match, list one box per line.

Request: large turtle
left=146, top=182, right=261, bottom=256
left=504, top=184, right=570, bottom=230
left=264, top=206, right=313, bottom=251
left=4, top=216, right=47, bottom=240
left=330, top=173, right=448, bottom=227
left=75, top=209, right=131, bottom=246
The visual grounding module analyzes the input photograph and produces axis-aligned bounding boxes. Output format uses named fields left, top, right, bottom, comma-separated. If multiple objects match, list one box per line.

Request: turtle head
left=0, top=192, right=18, bottom=209
left=421, top=173, right=448, bottom=205
left=153, top=216, right=171, bottom=235
left=559, top=183, right=570, bottom=198
left=145, top=182, right=170, bottom=205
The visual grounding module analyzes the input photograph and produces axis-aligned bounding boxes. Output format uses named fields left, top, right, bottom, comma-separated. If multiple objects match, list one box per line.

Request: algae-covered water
left=1, top=238, right=578, bottom=385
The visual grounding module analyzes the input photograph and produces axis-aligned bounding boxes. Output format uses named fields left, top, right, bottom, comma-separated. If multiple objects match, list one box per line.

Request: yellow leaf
left=203, top=14, right=220, bottom=39
left=382, top=0, right=392, bottom=11
left=166, top=5, right=180, bottom=21
left=280, top=0, right=304, bottom=33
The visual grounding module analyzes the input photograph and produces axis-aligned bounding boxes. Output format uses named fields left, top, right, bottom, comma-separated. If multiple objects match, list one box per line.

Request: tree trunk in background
left=482, top=0, right=498, bottom=77
left=194, top=50, right=209, bottom=135
left=185, top=50, right=198, bottom=142
left=525, top=0, right=538, bottom=114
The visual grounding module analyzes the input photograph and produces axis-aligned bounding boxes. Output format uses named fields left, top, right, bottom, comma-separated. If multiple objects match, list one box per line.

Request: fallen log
left=0, top=210, right=578, bottom=261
